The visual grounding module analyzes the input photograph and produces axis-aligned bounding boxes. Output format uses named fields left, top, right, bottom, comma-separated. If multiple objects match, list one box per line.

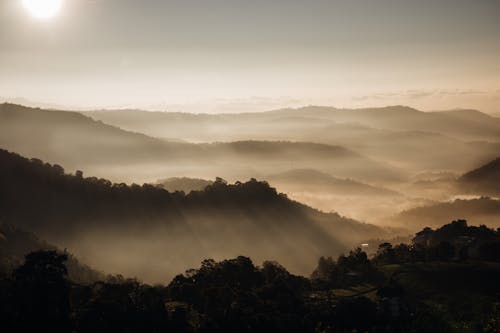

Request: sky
left=1, top=0, right=500, bottom=113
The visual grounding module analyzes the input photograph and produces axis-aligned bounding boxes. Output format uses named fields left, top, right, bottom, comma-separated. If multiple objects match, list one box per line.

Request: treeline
left=374, top=219, right=500, bottom=264
left=312, top=220, right=500, bottom=289
left=1, top=220, right=499, bottom=332
left=0, top=148, right=337, bottom=232
left=0, top=148, right=383, bottom=281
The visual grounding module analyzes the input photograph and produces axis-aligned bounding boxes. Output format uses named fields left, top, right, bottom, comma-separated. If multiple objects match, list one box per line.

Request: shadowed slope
left=0, top=149, right=386, bottom=282
left=458, top=157, right=500, bottom=196
left=0, top=224, right=104, bottom=284
left=390, top=197, right=500, bottom=230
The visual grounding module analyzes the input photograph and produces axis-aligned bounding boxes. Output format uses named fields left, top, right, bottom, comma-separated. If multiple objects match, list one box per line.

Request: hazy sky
left=1, top=0, right=499, bottom=112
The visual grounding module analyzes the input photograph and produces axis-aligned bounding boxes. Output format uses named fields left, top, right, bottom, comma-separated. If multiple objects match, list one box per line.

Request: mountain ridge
left=1, top=103, right=398, bottom=184
left=0, top=148, right=387, bottom=282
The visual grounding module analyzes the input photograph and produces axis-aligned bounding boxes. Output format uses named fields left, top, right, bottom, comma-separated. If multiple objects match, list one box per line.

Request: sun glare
left=23, top=0, right=63, bottom=20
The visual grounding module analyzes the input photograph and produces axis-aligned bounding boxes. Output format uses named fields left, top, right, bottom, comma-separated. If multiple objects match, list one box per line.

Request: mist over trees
left=3, top=103, right=500, bottom=225
left=0, top=148, right=386, bottom=282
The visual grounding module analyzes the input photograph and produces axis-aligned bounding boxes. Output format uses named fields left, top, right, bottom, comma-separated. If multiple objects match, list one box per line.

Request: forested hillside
left=0, top=149, right=385, bottom=281
left=1, top=220, right=498, bottom=332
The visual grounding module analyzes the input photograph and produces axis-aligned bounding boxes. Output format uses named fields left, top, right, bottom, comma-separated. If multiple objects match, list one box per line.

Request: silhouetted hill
left=157, top=170, right=398, bottom=198
left=0, top=223, right=104, bottom=284
left=458, top=157, right=500, bottom=196
left=0, top=149, right=386, bottom=282
left=156, top=172, right=404, bottom=223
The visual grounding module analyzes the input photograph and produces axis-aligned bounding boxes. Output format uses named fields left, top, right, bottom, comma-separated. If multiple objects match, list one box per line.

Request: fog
left=1, top=102, right=500, bottom=282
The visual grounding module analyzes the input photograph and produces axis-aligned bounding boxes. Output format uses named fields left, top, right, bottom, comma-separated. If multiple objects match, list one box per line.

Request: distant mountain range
left=85, top=105, right=500, bottom=173
left=0, top=103, right=400, bottom=184
left=3, top=102, right=499, bottom=233
left=86, top=106, right=500, bottom=141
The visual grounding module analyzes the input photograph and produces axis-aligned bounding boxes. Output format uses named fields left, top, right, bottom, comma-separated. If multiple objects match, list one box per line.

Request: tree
left=374, top=242, right=396, bottom=264
left=432, top=241, right=455, bottom=261
left=12, top=250, right=71, bottom=332
left=76, top=280, right=169, bottom=332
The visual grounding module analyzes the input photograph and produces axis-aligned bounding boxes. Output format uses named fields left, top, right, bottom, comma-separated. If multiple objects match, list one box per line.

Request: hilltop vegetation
left=0, top=148, right=385, bottom=282
left=0, top=220, right=498, bottom=332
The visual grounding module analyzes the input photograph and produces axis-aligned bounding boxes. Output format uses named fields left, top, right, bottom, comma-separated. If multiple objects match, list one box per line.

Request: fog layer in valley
left=1, top=103, right=499, bottom=282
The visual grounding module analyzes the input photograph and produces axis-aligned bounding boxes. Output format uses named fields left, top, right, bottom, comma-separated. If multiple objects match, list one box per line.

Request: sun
left=23, top=0, right=64, bottom=20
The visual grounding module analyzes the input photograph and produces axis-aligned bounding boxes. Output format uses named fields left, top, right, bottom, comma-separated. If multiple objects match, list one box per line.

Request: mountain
left=389, top=197, right=500, bottom=230
left=0, top=103, right=397, bottom=184
left=87, top=105, right=500, bottom=142
left=434, top=109, right=499, bottom=123
left=154, top=171, right=404, bottom=222
left=158, top=170, right=398, bottom=198
left=86, top=106, right=500, bottom=173
left=0, top=103, right=197, bottom=165
left=266, top=169, right=406, bottom=222
left=458, top=157, right=500, bottom=196
left=0, top=149, right=387, bottom=282
left=204, top=140, right=401, bottom=183
left=267, top=169, right=399, bottom=196
left=397, top=156, right=500, bottom=224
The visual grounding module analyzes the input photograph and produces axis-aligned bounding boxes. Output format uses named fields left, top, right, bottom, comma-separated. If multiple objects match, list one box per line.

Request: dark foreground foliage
left=1, top=220, right=499, bottom=332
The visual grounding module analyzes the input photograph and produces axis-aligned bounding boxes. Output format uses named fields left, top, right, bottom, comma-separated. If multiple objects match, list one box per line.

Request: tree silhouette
left=12, top=250, right=71, bottom=332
